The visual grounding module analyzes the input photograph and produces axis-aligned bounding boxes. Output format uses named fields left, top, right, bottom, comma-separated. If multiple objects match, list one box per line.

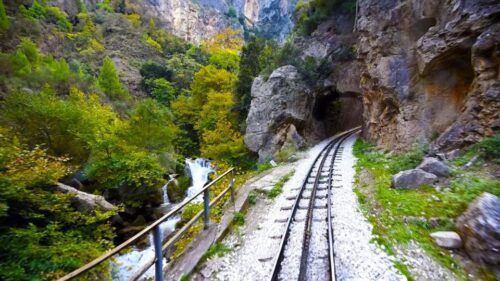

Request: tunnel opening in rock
left=423, top=48, right=474, bottom=134
left=313, top=90, right=363, bottom=136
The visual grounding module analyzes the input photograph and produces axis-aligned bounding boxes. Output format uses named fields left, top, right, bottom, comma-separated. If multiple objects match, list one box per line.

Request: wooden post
left=152, top=226, right=163, bottom=281
left=203, top=187, right=210, bottom=229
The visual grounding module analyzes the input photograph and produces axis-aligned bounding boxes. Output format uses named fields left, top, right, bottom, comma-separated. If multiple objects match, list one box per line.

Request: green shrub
left=268, top=171, right=294, bottom=199
left=478, top=134, right=500, bottom=163
left=248, top=191, right=257, bottom=205
left=201, top=242, right=231, bottom=262
left=232, top=211, right=245, bottom=226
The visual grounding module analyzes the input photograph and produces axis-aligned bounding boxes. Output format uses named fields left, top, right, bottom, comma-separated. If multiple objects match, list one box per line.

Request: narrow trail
left=193, top=131, right=405, bottom=281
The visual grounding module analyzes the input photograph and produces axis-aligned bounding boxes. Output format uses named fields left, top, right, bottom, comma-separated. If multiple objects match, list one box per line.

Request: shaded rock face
left=245, top=65, right=322, bottom=160
left=456, top=192, right=500, bottom=265
left=357, top=0, right=500, bottom=152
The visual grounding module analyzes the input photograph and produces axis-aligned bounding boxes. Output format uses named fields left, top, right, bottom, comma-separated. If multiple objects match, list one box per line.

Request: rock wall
left=357, top=0, right=500, bottom=151
left=51, top=0, right=297, bottom=42
left=245, top=15, right=363, bottom=160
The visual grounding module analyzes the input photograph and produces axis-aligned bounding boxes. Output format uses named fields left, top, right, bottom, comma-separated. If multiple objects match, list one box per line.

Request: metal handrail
left=58, top=167, right=236, bottom=281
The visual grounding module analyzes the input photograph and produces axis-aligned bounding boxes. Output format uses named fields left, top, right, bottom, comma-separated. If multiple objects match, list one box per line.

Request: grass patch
left=200, top=242, right=231, bottom=263
left=352, top=139, right=500, bottom=279
left=232, top=211, right=245, bottom=226
left=256, top=162, right=273, bottom=173
left=268, top=170, right=295, bottom=199
left=248, top=191, right=257, bottom=205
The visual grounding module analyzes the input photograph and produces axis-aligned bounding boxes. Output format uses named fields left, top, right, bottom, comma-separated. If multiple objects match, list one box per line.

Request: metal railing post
left=203, top=187, right=210, bottom=229
left=152, top=226, right=163, bottom=281
left=230, top=170, right=235, bottom=205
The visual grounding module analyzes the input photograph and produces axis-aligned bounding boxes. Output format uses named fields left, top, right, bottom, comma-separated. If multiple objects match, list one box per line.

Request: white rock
left=430, top=231, right=463, bottom=249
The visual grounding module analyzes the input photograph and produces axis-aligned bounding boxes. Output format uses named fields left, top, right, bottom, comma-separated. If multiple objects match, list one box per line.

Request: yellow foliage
left=126, top=13, right=141, bottom=28
left=202, top=28, right=243, bottom=54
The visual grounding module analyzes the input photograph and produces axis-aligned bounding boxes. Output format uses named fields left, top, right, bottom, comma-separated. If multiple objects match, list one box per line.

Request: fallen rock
left=417, top=157, right=451, bottom=177
left=456, top=192, right=500, bottom=265
left=430, top=231, right=462, bottom=249
left=54, top=182, right=115, bottom=213
left=391, top=169, right=437, bottom=189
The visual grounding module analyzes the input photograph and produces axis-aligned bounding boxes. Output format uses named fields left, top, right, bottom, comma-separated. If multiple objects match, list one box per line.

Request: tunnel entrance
left=313, top=90, right=363, bottom=136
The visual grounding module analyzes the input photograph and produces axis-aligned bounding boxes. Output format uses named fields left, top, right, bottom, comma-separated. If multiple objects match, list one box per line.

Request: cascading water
left=111, top=158, right=213, bottom=280
left=185, top=158, right=215, bottom=201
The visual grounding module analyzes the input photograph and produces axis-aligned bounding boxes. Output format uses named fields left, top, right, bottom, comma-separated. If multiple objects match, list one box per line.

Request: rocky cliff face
left=357, top=0, right=500, bottom=152
left=51, top=0, right=297, bottom=42
left=245, top=14, right=363, bottom=160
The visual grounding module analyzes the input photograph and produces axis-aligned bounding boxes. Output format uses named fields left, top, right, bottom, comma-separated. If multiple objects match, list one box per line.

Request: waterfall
left=185, top=158, right=215, bottom=202
left=161, top=176, right=175, bottom=206
left=111, top=158, right=214, bottom=280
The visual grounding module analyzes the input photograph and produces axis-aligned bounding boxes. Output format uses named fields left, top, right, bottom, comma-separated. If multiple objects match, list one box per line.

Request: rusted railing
left=58, top=168, right=236, bottom=281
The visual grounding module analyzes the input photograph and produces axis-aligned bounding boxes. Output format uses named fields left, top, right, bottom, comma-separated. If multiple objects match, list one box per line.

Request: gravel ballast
left=194, top=134, right=406, bottom=280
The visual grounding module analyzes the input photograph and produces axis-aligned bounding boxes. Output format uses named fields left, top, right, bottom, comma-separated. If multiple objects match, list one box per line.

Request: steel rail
left=58, top=168, right=234, bottom=281
left=326, top=129, right=359, bottom=281
left=297, top=135, right=337, bottom=281
left=269, top=127, right=360, bottom=281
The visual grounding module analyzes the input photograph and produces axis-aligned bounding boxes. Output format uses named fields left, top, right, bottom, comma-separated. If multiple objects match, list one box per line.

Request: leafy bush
left=478, top=133, right=500, bottom=163
left=232, top=211, right=245, bottom=226
left=0, top=132, right=116, bottom=280
left=201, top=243, right=231, bottom=262
left=0, top=0, right=9, bottom=33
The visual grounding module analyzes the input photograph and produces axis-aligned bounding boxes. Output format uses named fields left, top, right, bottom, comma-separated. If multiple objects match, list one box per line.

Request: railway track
left=269, top=128, right=360, bottom=281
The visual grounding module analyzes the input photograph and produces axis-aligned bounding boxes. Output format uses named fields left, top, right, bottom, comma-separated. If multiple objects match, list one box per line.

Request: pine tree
left=98, top=57, right=128, bottom=100
left=0, top=0, right=9, bottom=33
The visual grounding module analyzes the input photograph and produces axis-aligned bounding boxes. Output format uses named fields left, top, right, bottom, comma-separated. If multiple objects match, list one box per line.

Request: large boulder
left=430, top=231, right=462, bottom=249
left=245, top=65, right=322, bottom=161
left=391, top=169, right=437, bottom=189
left=417, top=157, right=451, bottom=177
left=54, top=183, right=115, bottom=213
left=456, top=193, right=500, bottom=265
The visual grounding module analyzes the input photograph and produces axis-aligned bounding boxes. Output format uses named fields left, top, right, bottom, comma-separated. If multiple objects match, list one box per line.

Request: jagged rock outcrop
left=245, top=65, right=322, bottom=161
left=357, top=0, right=500, bottom=151
left=456, top=192, right=500, bottom=265
left=245, top=12, right=363, bottom=159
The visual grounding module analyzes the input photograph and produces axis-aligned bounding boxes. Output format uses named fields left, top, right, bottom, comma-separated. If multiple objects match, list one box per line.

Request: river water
left=111, top=158, right=214, bottom=280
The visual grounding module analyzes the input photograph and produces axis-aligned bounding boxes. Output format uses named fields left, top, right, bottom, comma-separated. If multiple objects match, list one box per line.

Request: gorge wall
left=245, top=0, right=499, bottom=160
left=50, top=0, right=297, bottom=42
left=358, top=0, right=500, bottom=152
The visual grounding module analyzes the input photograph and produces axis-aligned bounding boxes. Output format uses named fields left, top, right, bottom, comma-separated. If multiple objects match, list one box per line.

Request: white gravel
left=331, top=133, right=405, bottom=281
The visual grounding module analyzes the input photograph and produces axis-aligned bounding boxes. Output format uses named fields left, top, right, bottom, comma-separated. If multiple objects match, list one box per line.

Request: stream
left=111, top=158, right=214, bottom=280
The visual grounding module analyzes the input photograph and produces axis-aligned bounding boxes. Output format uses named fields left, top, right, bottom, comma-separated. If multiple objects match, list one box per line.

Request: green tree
left=0, top=0, right=9, bottom=33
left=200, top=118, right=247, bottom=166
left=144, top=78, right=177, bottom=105
left=190, top=65, right=236, bottom=108
left=235, top=36, right=267, bottom=123
left=98, top=56, right=129, bottom=100
left=0, top=129, right=116, bottom=280
left=121, top=99, right=177, bottom=153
